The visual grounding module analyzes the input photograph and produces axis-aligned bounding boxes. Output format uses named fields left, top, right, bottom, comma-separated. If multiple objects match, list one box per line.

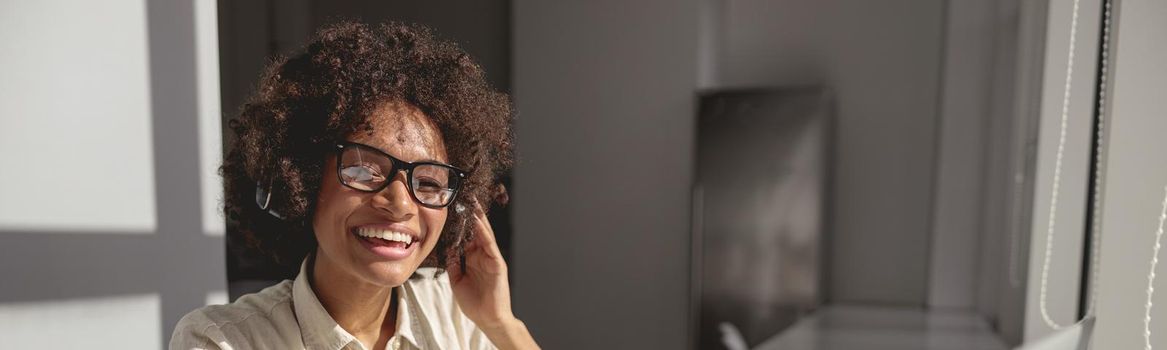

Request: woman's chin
left=360, top=260, right=419, bottom=286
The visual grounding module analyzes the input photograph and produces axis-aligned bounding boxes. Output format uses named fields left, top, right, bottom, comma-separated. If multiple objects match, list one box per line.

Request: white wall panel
left=0, top=0, right=156, bottom=233
left=0, top=294, right=161, bottom=349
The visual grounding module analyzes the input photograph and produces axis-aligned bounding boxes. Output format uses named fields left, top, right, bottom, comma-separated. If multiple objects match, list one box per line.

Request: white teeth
left=356, top=228, right=414, bottom=245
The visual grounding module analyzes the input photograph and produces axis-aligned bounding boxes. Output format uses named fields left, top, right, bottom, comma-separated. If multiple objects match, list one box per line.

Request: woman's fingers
left=469, top=200, right=504, bottom=259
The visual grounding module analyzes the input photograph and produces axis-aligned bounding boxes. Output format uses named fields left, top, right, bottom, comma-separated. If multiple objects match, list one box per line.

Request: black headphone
left=255, top=181, right=286, bottom=219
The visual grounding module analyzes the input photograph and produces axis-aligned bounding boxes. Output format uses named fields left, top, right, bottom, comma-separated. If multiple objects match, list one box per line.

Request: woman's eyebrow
left=416, top=158, right=451, bottom=165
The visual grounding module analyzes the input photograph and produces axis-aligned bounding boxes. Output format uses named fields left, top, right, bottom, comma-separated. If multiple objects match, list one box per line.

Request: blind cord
left=1144, top=186, right=1167, bottom=350
left=1038, top=0, right=1082, bottom=331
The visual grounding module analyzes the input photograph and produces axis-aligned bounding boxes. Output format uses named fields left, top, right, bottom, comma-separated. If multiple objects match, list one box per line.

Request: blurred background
left=0, top=0, right=1164, bottom=349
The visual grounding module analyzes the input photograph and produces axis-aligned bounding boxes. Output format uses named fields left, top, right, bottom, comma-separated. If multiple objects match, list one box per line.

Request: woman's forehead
left=355, top=101, right=447, bottom=162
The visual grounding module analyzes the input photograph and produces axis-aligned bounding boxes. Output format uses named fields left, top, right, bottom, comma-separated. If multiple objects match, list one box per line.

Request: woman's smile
left=351, top=223, right=423, bottom=260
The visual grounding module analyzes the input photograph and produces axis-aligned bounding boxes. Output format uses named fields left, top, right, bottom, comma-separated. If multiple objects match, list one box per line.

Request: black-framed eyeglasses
left=335, top=142, right=468, bottom=208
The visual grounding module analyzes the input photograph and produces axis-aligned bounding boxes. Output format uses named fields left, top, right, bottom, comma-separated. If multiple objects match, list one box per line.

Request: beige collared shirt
left=170, top=260, right=495, bottom=350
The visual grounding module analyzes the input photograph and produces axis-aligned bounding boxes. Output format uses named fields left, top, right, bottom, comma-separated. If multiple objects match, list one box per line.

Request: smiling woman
left=169, top=21, right=538, bottom=350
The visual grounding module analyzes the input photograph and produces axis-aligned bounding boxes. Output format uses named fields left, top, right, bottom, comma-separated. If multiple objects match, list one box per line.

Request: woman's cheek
left=422, top=210, right=448, bottom=250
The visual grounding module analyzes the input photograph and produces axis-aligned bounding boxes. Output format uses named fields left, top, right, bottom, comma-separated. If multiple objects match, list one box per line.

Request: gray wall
left=712, top=0, right=946, bottom=306
left=977, top=0, right=1049, bottom=344
left=930, top=1, right=1050, bottom=346
left=1091, top=0, right=1167, bottom=347
left=928, top=0, right=996, bottom=311
left=510, top=1, right=699, bottom=348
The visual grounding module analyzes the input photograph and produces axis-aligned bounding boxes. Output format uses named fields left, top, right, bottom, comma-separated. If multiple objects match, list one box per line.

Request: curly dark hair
left=222, top=21, right=514, bottom=274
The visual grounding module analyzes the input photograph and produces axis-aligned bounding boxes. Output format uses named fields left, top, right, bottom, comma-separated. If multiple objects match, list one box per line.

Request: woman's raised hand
left=448, top=201, right=539, bottom=350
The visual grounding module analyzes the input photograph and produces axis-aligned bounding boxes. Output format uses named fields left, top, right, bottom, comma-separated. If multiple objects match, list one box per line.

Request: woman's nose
left=370, top=171, right=416, bottom=219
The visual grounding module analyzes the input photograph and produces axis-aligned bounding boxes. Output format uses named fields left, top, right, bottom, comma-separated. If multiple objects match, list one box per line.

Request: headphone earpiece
left=255, top=181, right=285, bottom=219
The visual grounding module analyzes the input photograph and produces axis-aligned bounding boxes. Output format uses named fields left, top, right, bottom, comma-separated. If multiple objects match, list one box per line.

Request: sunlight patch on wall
left=0, top=0, right=156, bottom=233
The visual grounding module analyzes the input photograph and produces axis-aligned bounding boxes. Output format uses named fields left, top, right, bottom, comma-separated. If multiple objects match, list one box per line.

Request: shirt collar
left=293, top=257, right=361, bottom=349
left=395, top=286, right=422, bottom=349
left=292, top=256, right=423, bottom=350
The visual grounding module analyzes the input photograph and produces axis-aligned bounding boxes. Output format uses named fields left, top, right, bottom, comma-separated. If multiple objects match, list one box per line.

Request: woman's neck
left=309, top=250, right=398, bottom=349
